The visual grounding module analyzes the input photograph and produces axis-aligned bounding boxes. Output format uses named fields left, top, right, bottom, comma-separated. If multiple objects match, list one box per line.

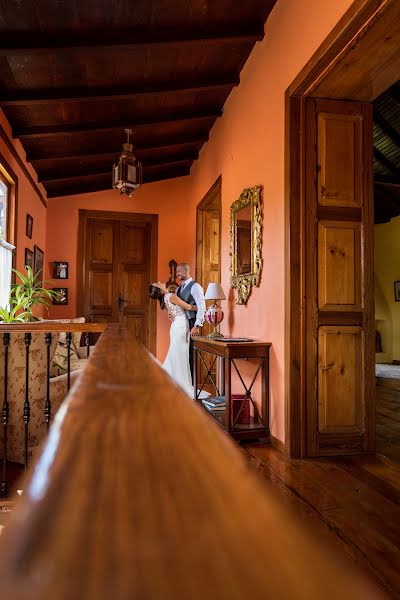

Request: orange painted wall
left=0, top=110, right=47, bottom=309
left=45, top=176, right=193, bottom=359
left=188, top=0, right=355, bottom=442
left=44, top=0, right=356, bottom=443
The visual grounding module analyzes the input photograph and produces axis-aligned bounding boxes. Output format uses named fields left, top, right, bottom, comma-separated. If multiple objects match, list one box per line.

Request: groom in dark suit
left=175, top=262, right=206, bottom=382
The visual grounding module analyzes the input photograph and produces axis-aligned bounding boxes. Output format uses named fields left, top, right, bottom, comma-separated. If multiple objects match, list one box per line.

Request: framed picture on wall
left=26, top=214, right=33, bottom=239
left=33, top=245, right=44, bottom=286
left=24, top=248, right=33, bottom=269
left=394, top=281, right=400, bottom=302
left=52, top=287, right=68, bottom=305
left=53, top=261, right=69, bottom=279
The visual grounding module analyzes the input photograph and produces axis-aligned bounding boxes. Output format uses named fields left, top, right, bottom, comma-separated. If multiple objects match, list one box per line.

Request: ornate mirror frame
left=230, top=185, right=263, bottom=304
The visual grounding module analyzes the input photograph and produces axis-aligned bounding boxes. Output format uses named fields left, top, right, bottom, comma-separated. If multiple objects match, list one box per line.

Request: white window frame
left=0, top=158, right=17, bottom=309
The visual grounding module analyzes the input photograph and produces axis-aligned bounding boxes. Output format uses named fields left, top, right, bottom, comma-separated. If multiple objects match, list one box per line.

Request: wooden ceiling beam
left=374, top=185, right=400, bottom=221
left=38, top=154, right=198, bottom=183
left=373, top=174, right=400, bottom=185
left=46, top=165, right=190, bottom=198
left=0, top=79, right=238, bottom=106
left=26, top=135, right=208, bottom=162
left=143, top=166, right=191, bottom=183
left=39, top=156, right=197, bottom=187
left=388, top=87, right=400, bottom=110
left=375, top=180, right=400, bottom=188
left=373, top=147, right=400, bottom=177
left=14, top=110, right=221, bottom=139
left=0, top=26, right=264, bottom=56
left=374, top=108, right=400, bottom=150
left=46, top=181, right=112, bottom=198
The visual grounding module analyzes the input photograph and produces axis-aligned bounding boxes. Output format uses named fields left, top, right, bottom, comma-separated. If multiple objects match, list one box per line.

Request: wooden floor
left=242, top=444, right=400, bottom=598
left=241, top=377, right=400, bottom=599
left=377, top=377, right=400, bottom=462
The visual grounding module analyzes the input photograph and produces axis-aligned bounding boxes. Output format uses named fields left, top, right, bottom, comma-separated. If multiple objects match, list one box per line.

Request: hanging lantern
left=112, top=129, right=143, bottom=197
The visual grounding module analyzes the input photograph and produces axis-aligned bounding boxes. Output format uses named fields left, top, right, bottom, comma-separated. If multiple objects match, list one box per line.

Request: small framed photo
left=33, top=245, right=44, bottom=286
left=26, top=214, right=33, bottom=239
left=24, top=248, right=33, bottom=269
left=394, top=281, right=400, bottom=302
left=52, top=287, right=68, bottom=305
left=53, top=261, right=69, bottom=279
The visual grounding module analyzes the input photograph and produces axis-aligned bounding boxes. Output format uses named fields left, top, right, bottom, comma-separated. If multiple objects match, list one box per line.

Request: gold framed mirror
left=230, top=185, right=262, bottom=304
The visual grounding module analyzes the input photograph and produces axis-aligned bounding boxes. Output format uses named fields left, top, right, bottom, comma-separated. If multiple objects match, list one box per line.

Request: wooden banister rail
left=0, top=323, right=106, bottom=332
left=0, top=325, right=382, bottom=599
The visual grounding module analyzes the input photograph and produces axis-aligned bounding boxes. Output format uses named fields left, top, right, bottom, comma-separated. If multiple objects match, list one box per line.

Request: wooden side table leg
left=225, top=358, right=232, bottom=432
left=261, top=353, right=270, bottom=433
left=219, top=356, right=225, bottom=396
left=193, top=347, right=198, bottom=402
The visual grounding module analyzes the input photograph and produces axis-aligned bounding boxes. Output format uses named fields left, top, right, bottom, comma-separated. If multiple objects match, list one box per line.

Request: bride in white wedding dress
left=149, top=283, right=209, bottom=399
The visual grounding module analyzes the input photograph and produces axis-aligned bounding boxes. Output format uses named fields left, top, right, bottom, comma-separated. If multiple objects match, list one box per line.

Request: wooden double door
left=78, top=210, right=157, bottom=353
left=304, top=98, right=374, bottom=456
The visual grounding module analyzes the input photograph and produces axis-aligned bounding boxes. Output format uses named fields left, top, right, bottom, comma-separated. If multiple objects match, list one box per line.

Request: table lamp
left=204, top=282, right=226, bottom=338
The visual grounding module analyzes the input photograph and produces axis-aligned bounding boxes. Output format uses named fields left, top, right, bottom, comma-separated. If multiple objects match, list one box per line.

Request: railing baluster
left=45, top=333, right=52, bottom=432
left=85, top=331, right=92, bottom=358
left=24, top=332, right=32, bottom=471
left=1, top=333, right=10, bottom=498
left=66, top=332, right=72, bottom=391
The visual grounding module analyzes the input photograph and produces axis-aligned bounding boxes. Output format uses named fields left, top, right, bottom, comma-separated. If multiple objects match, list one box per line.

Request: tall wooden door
left=305, top=98, right=374, bottom=456
left=77, top=210, right=157, bottom=353
left=196, top=178, right=221, bottom=388
left=197, top=178, right=221, bottom=331
left=201, top=209, right=221, bottom=291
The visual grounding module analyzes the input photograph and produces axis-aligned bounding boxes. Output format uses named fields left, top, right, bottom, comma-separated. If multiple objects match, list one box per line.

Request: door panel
left=119, top=221, right=151, bottom=346
left=79, top=211, right=157, bottom=352
left=318, top=326, right=363, bottom=434
left=318, top=112, right=362, bottom=207
left=123, top=224, right=146, bottom=264
left=202, top=209, right=221, bottom=335
left=208, top=211, right=220, bottom=271
left=122, top=314, right=145, bottom=342
left=86, top=218, right=118, bottom=323
left=90, top=271, right=113, bottom=308
left=306, top=98, right=374, bottom=456
left=123, top=272, right=145, bottom=308
left=318, top=221, right=361, bottom=310
left=90, top=221, right=114, bottom=263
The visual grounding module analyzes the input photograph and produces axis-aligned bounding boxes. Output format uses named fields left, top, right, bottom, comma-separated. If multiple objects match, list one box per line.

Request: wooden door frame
left=196, top=175, right=222, bottom=284
left=77, top=209, right=158, bottom=354
left=285, top=0, right=400, bottom=457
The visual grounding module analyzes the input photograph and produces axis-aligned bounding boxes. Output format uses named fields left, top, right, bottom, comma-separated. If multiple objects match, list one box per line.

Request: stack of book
left=202, top=395, right=226, bottom=412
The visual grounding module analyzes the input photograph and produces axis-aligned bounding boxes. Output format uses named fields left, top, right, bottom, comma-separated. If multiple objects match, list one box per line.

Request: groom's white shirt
left=178, top=277, right=206, bottom=328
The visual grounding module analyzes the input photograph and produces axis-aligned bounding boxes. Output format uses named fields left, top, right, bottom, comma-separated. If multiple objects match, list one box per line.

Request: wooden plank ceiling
left=0, top=0, right=277, bottom=198
left=373, top=81, right=400, bottom=224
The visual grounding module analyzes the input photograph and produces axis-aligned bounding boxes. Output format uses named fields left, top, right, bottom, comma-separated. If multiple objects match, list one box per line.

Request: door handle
left=118, top=294, right=128, bottom=310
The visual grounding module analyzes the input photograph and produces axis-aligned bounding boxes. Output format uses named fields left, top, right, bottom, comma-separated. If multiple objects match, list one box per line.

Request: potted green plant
left=0, top=266, right=59, bottom=323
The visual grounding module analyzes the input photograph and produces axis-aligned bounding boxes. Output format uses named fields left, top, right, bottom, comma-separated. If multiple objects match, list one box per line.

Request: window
left=0, top=161, right=17, bottom=309
left=0, top=177, right=7, bottom=240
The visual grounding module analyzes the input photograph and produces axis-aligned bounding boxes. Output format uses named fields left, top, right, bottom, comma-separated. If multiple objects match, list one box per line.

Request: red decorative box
left=232, top=394, right=250, bottom=424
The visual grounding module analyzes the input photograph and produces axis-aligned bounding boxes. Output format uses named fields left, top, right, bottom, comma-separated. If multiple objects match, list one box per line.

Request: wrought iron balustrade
left=0, top=322, right=106, bottom=498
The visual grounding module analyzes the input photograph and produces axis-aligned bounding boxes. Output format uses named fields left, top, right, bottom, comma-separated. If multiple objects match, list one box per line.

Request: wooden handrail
left=0, top=323, right=106, bottom=332
left=0, top=325, right=382, bottom=599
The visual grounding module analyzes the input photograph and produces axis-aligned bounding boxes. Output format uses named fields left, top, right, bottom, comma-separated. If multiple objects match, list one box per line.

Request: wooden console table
left=193, top=337, right=271, bottom=441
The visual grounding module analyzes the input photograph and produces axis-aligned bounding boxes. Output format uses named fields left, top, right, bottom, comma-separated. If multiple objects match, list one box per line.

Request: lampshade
left=205, top=282, right=226, bottom=301
left=112, top=129, right=143, bottom=198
